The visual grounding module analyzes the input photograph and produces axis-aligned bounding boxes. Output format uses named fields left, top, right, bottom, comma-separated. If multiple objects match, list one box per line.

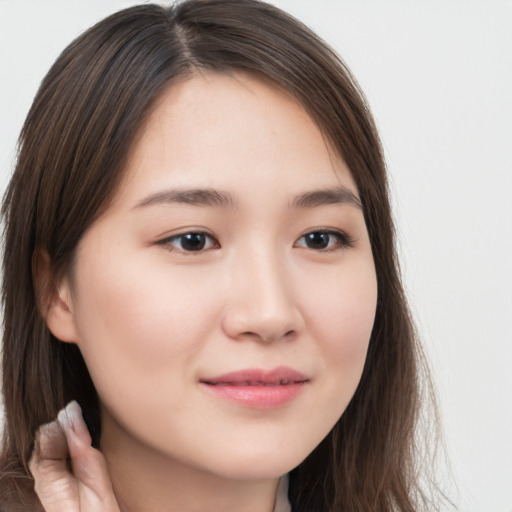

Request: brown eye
left=304, top=232, right=330, bottom=249
left=295, top=230, right=353, bottom=251
left=163, top=232, right=218, bottom=252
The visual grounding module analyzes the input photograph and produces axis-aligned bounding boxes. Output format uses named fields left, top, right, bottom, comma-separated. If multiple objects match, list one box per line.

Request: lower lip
left=201, top=382, right=307, bottom=409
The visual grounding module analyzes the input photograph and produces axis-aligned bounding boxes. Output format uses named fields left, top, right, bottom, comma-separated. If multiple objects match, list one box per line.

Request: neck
left=100, top=415, right=281, bottom=512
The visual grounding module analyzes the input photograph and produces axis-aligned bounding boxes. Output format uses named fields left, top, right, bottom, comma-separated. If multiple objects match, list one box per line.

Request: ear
left=33, top=249, right=80, bottom=344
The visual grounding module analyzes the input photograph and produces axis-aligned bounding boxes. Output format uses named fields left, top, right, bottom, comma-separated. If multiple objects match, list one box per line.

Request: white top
left=273, top=474, right=291, bottom=512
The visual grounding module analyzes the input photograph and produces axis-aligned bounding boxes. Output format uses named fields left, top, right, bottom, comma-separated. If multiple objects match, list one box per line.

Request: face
left=53, top=72, right=377, bottom=480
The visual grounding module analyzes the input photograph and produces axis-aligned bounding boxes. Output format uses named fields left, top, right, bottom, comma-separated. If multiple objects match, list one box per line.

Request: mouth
left=200, top=366, right=309, bottom=408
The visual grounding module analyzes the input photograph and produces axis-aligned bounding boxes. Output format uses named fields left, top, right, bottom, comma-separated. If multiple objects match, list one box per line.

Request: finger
left=29, top=416, right=79, bottom=512
left=33, top=418, right=68, bottom=461
left=57, top=401, right=120, bottom=510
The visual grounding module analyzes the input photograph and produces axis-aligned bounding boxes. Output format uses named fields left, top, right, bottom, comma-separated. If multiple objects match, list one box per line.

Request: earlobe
left=33, top=248, right=80, bottom=344
left=45, top=283, right=80, bottom=344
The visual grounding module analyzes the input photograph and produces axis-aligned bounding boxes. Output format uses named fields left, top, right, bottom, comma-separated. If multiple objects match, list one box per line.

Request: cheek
left=307, top=256, right=376, bottom=336
left=301, top=257, right=377, bottom=390
left=327, top=284, right=376, bottom=362
left=71, top=250, right=221, bottom=391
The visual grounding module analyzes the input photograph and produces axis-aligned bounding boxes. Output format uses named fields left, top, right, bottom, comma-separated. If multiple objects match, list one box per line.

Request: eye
left=160, top=232, right=219, bottom=252
left=295, top=230, right=353, bottom=251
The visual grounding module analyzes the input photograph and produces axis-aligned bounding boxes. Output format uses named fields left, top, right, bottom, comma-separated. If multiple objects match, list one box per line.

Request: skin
left=36, top=72, right=378, bottom=512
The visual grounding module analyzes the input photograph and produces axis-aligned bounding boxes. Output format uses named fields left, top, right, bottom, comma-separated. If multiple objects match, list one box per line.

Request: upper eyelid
left=158, top=228, right=348, bottom=239
left=295, top=230, right=353, bottom=246
left=296, top=228, right=352, bottom=241
left=158, top=229, right=217, bottom=242
left=157, top=231, right=220, bottom=252
left=157, top=228, right=353, bottom=251
left=299, top=228, right=346, bottom=237
left=166, top=231, right=215, bottom=240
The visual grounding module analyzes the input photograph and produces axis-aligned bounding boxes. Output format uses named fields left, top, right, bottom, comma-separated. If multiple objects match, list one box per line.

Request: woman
left=1, top=1, right=440, bottom=510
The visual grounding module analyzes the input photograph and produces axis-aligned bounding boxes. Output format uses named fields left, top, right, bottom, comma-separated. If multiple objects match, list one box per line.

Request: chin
left=203, top=444, right=311, bottom=481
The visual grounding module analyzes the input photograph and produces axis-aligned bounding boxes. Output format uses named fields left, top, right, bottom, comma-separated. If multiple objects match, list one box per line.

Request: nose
left=221, top=248, right=304, bottom=344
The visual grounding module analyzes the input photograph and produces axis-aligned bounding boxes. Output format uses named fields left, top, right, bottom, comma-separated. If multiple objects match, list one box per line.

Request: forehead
left=117, top=71, right=357, bottom=206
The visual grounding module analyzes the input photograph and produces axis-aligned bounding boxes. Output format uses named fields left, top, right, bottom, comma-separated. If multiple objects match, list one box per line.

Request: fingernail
left=57, top=400, right=82, bottom=434
left=57, top=400, right=92, bottom=448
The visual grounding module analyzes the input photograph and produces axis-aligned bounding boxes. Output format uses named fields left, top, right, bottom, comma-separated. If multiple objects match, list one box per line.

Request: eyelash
left=158, top=229, right=354, bottom=254
left=294, top=230, right=354, bottom=251
left=157, top=231, right=219, bottom=254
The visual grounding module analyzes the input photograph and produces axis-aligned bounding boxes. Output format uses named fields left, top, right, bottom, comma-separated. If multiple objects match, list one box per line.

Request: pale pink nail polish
left=57, top=400, right=80, bottom=432
left=57, top=400, right=92, bottom=446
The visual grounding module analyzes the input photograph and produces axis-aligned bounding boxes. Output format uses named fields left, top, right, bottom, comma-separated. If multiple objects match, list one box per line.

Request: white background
left=1, top=1, right=511, bottom=511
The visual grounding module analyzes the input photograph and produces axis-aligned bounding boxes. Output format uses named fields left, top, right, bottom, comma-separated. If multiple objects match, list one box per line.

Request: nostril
left=239, top=330, right=295, bottom=343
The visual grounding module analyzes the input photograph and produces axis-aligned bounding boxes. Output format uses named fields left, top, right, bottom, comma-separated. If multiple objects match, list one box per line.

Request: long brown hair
left=1, top=1, right=440, bottom=510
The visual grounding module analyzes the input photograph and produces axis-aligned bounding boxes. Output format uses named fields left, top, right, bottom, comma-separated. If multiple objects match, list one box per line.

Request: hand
left=29, top=401, right=121, bottom=512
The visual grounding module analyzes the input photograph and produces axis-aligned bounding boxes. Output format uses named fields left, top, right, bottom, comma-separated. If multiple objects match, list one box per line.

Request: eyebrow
left=133, top=188, right=239, bottom=209
left=290, top=186, right=362, bottom=210
left=133, top=185, right=361, bottom=210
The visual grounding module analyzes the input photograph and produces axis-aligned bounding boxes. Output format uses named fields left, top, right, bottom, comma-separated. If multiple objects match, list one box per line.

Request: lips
left=200, top=366, right=309, bottom=408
